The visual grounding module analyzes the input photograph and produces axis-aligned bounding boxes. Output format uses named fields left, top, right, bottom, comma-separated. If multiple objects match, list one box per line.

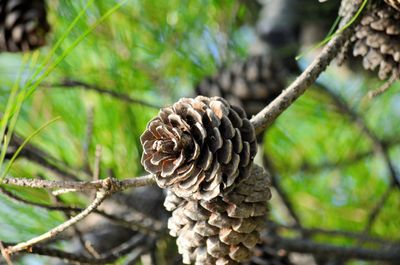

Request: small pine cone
left=195, top=55, right=286, bottom=118
left=351, top=4, right=400, bottom=79
left=385, top=0, right=400, bottom=11
left=141, top=96, right=257, bottom=201
left=0, top=0, right=50, bottom=52
left=165, top=165, right=271, bottom=265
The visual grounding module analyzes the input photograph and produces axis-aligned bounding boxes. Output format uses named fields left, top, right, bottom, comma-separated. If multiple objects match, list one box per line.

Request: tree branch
left=363, top=185, right=394, bottom=233
left=1, top=175, right=155, bottom=192
left=5, top=187, right=110, bottom=255
left=3, top=234, right=148, bottom=264
left=44, top=79, right=161, bottom=109
left=264, top=235, right=400, bottom=262
left=268, top=221, right=400, bottom=246
left=250, top=3, right=360, bottom=133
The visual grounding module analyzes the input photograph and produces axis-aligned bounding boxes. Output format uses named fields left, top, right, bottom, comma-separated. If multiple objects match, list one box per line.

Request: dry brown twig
left=2, top=176, right=155, bottom=256
left=5, top=186, right=109, bottom=255
left=0, top=241, right=13, bottom=265
left=2, top=174, right=154, bottom=192
left=368, top=70, right=399, bottom=99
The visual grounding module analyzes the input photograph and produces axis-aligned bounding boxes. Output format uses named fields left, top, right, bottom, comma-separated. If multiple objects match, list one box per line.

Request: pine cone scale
left=0, top=0, right=50, bottom=52
left=351, top=3, right=400, bottom=79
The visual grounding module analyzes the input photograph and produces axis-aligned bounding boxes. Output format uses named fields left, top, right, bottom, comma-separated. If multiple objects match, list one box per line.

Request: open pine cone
left=334, top=1, right=400, bottom=79
left=164, top=165, right=271, bottom=265
left=352, top=3, right=400, bottom=79
left=141, top=96, right=257, bottom=201
left=0, top=0, right=50, bottom=52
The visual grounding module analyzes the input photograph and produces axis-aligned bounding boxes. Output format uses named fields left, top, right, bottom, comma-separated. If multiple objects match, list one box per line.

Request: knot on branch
left=101, top=177, right=121, bottom=193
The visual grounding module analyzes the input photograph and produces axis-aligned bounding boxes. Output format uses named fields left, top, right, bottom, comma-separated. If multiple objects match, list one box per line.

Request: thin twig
left=263, top=154, right=302, bottom=227
left=122, top=245, right=150, bottom=265
left=73, top=226, right=100, bottom=258
left=263, top=235, right=400, bottom=262
left=5, top=186, right=110, bottom=255
left=250, top=3, right=360, bottom=133
left=363, top=185, right=395, bottom=232
left=0, top=241, right=13, bottom=265
left=2, top=174, right=155, bottom=192
left=9, top=134, right=84, bottom=181
left=0, top=185, right=164, bottom=235
left=317, top=86, right=400, bottom=187
left=268, top=221, right=400, bottom=246
left=368, top=71, right=398, bottom=99
left=45, top=79, right=161, bottom=109
left=3, top=235, right=147, bottom=264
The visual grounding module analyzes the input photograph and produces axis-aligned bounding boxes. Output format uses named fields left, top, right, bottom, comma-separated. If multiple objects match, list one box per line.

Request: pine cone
left=165, top=164, right=271, bottom=265
left=141, top=96, right=257, bottom=201
left=385, top=0, right=400, bottom=11
left=0, top=0, right=50, bottom=52
left=195, top=55, right=286, bottom=118
left=351, top=4, right=400, bottom=79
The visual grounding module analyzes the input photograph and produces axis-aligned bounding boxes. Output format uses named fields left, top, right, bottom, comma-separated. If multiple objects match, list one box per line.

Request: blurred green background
left=0, top=0, right=399, bottom=264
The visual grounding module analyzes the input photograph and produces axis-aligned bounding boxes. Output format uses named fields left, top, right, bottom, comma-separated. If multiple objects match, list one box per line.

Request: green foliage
left=0, top=1, right=399, bottom=264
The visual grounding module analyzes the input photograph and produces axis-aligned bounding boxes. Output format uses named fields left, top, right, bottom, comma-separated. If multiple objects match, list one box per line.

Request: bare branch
left=363, top=185, right=394, bottom=233
left=368, top=71, right=398, bottom=99
left=315, top=84, right=400, bottom=235
left=44, top=79, right=161, bottom=109
left=262, top=154, right=302, bottom=227
left=316, top=85, right=400, bottom=188
left=1, top=174, right=155, bottom=192
left=268, top=221, right=400, bottom=246
left=250, top=3, right=360, bottom=134
left=5, top=187, right=110, bottom=255
left=0, top=241, right=13, bottom=265
left=3, top=235, right=148, bottom=264
left=0, top=184, right=164, bottom=236
left=263, top=235, right=400, bottom=262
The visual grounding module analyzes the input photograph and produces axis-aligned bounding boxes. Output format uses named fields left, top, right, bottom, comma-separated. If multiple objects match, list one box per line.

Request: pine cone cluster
left=351, top=3, right=400, bottom=79
left=0, top=0, right=50, bottom=52
left=164, top=165, right=271, bottom=265
left=141, top=96, right=271, bottom=264
left=141, top=96, right=257, bottom=201
left=195, top=55, right=286, bottom=118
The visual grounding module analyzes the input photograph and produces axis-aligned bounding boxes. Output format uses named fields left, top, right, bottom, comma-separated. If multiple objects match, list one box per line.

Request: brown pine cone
left=195, top=55, right=286, bottom=118
left=351, top=3, right=400, bottom=79
left=140, top=96, right=257, bottom=201
left=0, top=0, right=50, bottom=52
left=165, top=165, right=271, bottom=265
